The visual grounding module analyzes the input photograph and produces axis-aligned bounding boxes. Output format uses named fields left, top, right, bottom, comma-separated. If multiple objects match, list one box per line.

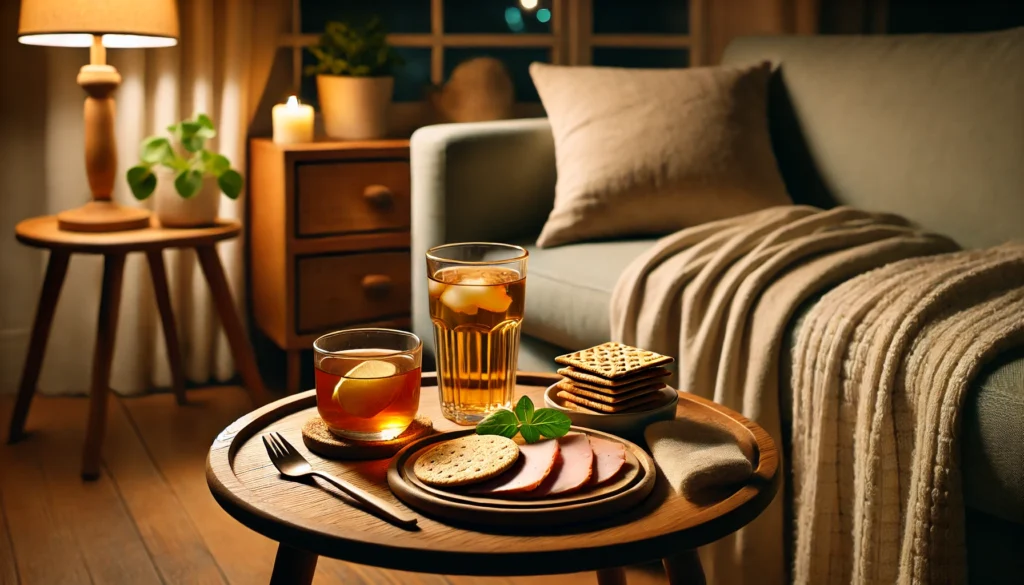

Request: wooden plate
left=387, top=427, right=657, bottom=527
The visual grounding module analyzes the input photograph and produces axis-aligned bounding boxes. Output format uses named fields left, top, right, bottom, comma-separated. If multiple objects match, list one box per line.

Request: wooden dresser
left=248, top=138, right=412, bottom=393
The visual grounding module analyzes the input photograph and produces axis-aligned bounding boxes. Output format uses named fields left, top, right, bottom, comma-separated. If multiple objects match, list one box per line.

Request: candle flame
left=286, top=95, right=300, bottom=108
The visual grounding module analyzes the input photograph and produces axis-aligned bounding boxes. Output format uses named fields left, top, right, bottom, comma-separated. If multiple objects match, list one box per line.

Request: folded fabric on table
left=645, top=419, right=752, bottom=497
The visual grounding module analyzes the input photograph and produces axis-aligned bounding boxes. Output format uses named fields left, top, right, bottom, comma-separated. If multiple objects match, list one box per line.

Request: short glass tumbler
left=313, top=328, right=422, bottom=441
left=426, top=242, right=528, bottom=425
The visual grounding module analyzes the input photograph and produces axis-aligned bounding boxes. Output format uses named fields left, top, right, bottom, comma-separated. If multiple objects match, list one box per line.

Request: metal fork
left=262, top=431, right=418, bottom=528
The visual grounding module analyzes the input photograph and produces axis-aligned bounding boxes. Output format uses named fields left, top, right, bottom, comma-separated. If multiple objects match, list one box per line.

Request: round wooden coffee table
left=207, top=372, right=778, bottom=585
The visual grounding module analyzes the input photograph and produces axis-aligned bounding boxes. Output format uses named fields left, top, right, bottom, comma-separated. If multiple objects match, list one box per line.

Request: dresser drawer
left=296, top=251, right=411, bottom=333
left=295, top=160, right=410, bottom=237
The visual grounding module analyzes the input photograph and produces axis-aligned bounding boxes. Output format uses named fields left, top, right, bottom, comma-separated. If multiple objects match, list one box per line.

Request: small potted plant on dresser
left=126, top=114, right=244, bottom=227
left=306, top=17, right=402, bottom=140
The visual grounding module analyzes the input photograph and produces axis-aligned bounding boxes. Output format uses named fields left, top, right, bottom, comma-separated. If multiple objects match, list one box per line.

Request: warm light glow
left=537, top=8, right=552, bottom=23
left=286, top=95, right=301, bottom=108
left=520, top=0, right=538, bottom=10
left=19, top=33, right=177, bottom=48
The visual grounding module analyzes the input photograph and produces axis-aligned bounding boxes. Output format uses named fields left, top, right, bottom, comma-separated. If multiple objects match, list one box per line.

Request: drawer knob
left=361, top=274, right=393, bottom=296
left=363, top=185, right=394, bottom=208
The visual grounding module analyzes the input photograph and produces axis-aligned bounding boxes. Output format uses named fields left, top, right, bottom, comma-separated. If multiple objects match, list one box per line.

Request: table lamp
left=18, top=0, right=179, bottom=232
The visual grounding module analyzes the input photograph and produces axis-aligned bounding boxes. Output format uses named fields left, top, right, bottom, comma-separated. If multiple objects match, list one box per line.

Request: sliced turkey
left=528, top=433, right=595, bottom=497
left=588, top=436, right=627, bottom=486
left=470, top=438, right=560, bottom=495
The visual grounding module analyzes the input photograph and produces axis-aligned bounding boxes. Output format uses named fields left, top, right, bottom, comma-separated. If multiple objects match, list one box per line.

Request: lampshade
left=18, top=0, right=179, bottom=48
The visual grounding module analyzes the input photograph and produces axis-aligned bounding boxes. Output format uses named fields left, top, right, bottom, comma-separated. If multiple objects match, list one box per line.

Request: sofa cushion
left=518, top=238, right=658, bottom=351
left=529, top=62, right=791, bottom=248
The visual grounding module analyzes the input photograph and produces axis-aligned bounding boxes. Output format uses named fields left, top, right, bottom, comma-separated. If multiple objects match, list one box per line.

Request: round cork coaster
left=301, top=416, right=435, bottom=460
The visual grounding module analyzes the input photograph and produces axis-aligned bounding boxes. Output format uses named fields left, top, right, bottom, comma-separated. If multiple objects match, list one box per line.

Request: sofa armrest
left=411, top=118, right=556, bottom=359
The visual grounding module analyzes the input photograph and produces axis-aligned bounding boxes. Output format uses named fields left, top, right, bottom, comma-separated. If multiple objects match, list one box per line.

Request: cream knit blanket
left=611, top=206, right=1024, bottom=584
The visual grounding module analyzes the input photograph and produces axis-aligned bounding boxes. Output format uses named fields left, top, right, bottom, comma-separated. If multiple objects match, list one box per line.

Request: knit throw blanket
left=611, top=205, right=1024, bottom=585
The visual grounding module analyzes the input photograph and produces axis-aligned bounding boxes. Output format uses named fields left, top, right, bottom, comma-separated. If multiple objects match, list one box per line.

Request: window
left=281, top=1, right=703, bottom=127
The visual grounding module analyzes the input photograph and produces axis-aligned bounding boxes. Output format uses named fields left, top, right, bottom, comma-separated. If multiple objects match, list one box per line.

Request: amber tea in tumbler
left=427, top=243, right=527, bottom=425
left=313, top=329, right=422, bottom=441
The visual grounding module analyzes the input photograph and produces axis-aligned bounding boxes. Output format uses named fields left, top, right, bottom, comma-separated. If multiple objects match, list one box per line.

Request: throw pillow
left=530, top=62, right=791, bottom=248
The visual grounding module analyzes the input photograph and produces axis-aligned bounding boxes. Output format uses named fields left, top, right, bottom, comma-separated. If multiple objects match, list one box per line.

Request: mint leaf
left=529, top=408, right=572, bottom=439
left=514, top=395, right=534, bottom=425
left=519, top=424, right=541, bottom=444
left=475, top=409, right=519, bottom=439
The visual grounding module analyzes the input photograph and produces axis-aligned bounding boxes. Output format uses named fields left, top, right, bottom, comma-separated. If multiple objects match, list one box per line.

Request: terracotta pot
left=317, top=75, right=393, bottom=140
left=153, top=167, right=220, bottom=227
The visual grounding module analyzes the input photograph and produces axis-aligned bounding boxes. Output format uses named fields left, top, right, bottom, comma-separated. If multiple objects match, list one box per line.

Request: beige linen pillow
left=530, top=62, right=791, bottom=248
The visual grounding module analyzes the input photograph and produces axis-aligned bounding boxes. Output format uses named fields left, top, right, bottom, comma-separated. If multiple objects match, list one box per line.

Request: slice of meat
left=529, top=433, right=595, bottom=497
left=470, top=439, right=560, bottom=495
left=589, top=436, right=627, bottom=486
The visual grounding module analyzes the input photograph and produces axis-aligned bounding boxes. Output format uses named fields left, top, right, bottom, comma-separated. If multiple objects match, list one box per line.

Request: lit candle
left=272, top=96, right=314, bottom=144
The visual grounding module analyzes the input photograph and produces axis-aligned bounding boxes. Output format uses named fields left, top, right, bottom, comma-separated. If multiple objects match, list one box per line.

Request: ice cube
left=428, top=279, right=447, bottom=298
left=440, top=282, right=513, bottom=315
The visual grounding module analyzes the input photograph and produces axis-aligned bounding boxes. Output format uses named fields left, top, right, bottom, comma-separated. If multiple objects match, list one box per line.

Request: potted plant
left=126, top=114, right=243, bottom=227
left=306, top=17, right=402, bottom=140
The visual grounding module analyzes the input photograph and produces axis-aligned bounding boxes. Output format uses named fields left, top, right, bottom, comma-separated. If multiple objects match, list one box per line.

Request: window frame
left=280, top=0, right=706, bottom=92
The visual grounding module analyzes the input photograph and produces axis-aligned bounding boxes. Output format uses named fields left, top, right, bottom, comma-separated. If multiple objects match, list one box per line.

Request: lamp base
left=57, top=201, right=150, bottom=233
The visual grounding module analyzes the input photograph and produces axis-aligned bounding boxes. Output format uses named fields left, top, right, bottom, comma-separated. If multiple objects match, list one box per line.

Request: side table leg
left=82, top=253, right=126, bottom=480
left=9, top=250, right=70, bottom=443
left=146, top=250, right=187, bottom=405
left=663, top=550, right=706, bottom=585
left=596, top=567, right=627, bottom=585
left=269, top=543, right=317, bottom=585
left=195, top=245, right=271, bottom=406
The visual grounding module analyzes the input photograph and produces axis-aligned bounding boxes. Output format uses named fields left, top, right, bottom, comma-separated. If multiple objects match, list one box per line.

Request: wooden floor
left=0, top=387, right=668, bottom=585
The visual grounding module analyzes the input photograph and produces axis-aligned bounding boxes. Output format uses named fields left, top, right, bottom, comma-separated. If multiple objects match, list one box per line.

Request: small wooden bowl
left=543, top=385, right=678, bottom=441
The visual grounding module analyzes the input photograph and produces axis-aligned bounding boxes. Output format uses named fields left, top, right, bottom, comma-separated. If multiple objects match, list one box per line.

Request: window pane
left=444, top=0, right=554, bottom=34
left=444, top=48, right=550, bottom=102
left=301, top=0, right=431, bottom=34
left=592, top=0, right=689, bottom=34
left=301, top=47, right=433, bottom=105
left=592, top=48, right=689, bottom=68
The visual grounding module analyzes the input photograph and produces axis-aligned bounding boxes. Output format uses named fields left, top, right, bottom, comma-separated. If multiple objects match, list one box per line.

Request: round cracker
left=413, top=434, right=519, bottom=487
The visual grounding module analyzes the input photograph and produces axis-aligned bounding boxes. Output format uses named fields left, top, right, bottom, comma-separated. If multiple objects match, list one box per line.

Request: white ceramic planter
left=317, top=75, right=394, bottom=140
left=153, top=167, right=220, bottom=228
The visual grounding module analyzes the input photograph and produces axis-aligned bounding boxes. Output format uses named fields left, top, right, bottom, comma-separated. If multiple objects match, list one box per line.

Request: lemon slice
left=333, top=360, right=401, bottom=419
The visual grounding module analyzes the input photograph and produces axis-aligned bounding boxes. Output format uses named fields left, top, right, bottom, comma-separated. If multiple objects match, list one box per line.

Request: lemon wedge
left=332, top=360, right=401, bottom=419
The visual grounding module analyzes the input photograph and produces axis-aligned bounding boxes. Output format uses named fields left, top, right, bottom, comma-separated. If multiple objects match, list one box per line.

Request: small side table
left=9, top=216, right=271, bottom=479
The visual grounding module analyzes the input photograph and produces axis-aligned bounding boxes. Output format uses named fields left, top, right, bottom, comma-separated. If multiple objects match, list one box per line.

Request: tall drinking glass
left=426, top=243, right=528, bottom=425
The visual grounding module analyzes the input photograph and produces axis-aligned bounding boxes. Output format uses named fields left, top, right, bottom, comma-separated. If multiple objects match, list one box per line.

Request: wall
left=0, top=1, right=47, bottom=393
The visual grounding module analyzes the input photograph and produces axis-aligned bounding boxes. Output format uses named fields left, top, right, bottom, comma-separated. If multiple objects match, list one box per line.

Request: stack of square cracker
left=554, top=342, right=674, bottom=414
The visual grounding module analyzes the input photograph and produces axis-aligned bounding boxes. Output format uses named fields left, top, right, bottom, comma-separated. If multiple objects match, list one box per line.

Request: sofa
left=410, top=29, right=1023, bottom=581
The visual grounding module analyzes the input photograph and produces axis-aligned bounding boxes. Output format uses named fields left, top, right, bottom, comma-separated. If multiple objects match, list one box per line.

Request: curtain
left=0, top=0, right=287, bottom=396
left=706, top=0, right=822, bottom=64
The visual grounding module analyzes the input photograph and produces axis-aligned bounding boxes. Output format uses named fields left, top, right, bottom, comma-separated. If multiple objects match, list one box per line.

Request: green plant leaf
left=196, top=113, right=214, bottom=130
left=514, top=395, right=535, bottom=425
left=218, top=169, right=243, bottom=199
left=518, top=424, right=541, bottom=444
left=475, top=409, right=519, bottom=439
left=175, top=169, right=203, bottom=199
left=201, top=151, right=230, bottom=176
left=126, top=165, right=156, bottom=200
left=526, top=408, right=572, bottom=440
left=139, top=137, right=173, bottom=165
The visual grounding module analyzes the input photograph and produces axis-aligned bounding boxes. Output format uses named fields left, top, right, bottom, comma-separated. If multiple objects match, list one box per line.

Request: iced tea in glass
left=313, top=328, right=422, bottom=441
left=426, top=243, right=527, bottom=425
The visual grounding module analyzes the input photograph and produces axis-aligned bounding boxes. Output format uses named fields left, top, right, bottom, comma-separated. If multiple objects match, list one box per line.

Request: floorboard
left=103, top=396, right=226, bottom=584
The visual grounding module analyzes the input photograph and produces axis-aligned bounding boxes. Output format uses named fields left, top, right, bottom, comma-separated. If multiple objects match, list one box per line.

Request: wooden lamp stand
left=58, top=36, right=150, bottom=233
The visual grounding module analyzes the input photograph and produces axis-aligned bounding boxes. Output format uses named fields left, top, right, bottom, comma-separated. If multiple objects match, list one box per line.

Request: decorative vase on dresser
left=248, top=138, right=412, bottom=393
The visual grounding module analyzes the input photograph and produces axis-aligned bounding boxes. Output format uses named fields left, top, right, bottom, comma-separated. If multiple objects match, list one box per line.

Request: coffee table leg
left=269, top=543, right=317, bottom=585
left=663, top=550, right=705, bottom=585
left=596, top=567, right=627, bottom=585
left=9, top=249, right=70, bottom=444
